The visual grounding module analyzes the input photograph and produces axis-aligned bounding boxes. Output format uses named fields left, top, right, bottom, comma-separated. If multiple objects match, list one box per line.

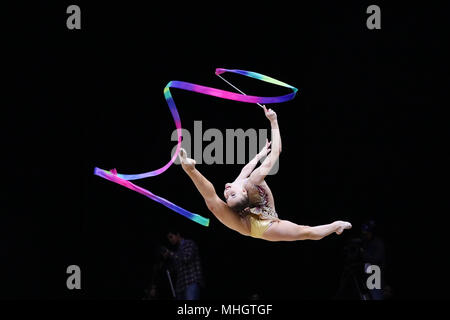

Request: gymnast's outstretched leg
left=261, top=219, right=352, bottom=241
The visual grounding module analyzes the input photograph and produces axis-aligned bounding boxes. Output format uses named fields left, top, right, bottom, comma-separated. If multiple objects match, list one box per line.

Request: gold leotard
left=241, top=185, right=279, bottom=239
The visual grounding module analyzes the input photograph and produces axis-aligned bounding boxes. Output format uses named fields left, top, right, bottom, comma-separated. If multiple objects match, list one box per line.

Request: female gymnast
left=179, top=106, right=352, bottom=241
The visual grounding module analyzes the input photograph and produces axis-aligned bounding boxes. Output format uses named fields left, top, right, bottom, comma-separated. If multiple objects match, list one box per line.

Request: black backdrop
left=4, top=2, right=449, bottom=300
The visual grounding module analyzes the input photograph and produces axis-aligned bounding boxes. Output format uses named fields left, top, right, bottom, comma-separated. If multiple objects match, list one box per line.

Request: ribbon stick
left=94, top=68, right=298, bottom=226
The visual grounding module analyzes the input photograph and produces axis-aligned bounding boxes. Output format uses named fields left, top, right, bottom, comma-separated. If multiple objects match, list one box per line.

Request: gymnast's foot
left=334, top=221, right=352, bottom=235
left=179, top=148, right=196, bottom=170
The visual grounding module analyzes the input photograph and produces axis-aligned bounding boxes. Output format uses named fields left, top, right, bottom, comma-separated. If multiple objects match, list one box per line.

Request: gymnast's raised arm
left=248, top=106, right=281, bottom=185
left=234, top=139, right=271, bottom=182
left=178, top=149, right=249, bottom=235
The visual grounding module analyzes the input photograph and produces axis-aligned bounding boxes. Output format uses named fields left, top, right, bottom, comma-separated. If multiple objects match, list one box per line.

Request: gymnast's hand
left=179, top=148, right=196, bottom=171
left=257, top=139, right=272, bottom=159
left=263, top=105, right=277, bottom=122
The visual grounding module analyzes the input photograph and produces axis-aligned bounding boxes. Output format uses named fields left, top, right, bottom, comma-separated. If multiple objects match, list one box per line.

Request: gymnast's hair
left=229, top=195, right=251, bottom=213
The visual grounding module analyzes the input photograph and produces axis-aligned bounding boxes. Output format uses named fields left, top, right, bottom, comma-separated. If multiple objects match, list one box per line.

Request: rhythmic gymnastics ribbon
left=94, top=68, right=298, bottom=227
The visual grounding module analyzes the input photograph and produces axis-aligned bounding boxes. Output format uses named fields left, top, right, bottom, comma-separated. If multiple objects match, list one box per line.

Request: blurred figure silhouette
left=144, top=244, right=176, bottom=300
left=361, top=220, right=388, bottom=300
left=163, top=228, right=205, bottom=300
left=334, top=219, right=389, bottom=300
left=334, top=237, right=369, bottom=299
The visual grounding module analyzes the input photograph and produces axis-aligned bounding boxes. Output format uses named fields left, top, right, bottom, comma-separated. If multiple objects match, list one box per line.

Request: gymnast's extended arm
left=234, top=139, right=271, bottom=181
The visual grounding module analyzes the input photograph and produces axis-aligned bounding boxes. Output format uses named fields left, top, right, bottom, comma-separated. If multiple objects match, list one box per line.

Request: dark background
left=3, top=1, right=449, bottom=300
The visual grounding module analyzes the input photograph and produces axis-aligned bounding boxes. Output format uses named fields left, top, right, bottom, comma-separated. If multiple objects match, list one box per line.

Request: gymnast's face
left=224, top=183, right=247, bottom=207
